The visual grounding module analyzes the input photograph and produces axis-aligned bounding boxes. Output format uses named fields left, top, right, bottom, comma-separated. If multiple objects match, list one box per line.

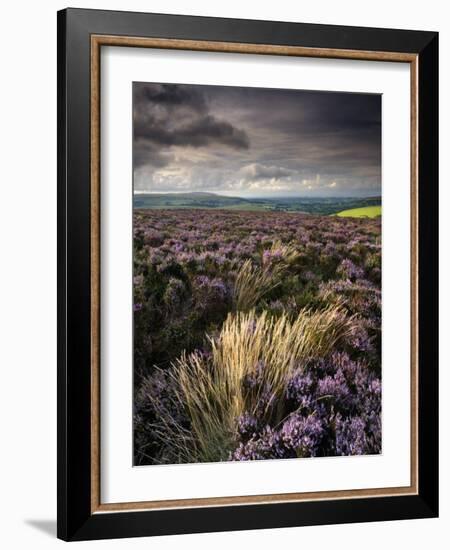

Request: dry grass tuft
left=155, top=305, right=354, bottom=463
left=233, top=259, right=279, bottom=312
left=233, top=240, right=300, bottom=311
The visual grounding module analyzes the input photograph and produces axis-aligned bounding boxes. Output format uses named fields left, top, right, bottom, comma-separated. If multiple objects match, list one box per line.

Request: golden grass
left=159, top=305, right=355, bottom=463
left=233, top=259, right=279, bottom=312
left=233, top=241, right=300, bottom=311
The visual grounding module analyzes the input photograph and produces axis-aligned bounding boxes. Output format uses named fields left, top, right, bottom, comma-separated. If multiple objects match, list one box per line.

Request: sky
left=133, top=82, right=381, bottom=198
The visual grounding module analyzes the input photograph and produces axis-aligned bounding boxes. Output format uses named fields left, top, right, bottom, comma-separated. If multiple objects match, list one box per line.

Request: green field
left=335, top=205, right=381, bottom=218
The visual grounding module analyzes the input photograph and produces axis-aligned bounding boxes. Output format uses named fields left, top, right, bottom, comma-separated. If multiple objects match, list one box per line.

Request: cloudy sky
left=133, top=82, right=381, bottom=197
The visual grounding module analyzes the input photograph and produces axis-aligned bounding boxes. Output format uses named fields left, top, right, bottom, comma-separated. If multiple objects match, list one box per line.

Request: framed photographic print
left=57, top=8, right=439, bottom=541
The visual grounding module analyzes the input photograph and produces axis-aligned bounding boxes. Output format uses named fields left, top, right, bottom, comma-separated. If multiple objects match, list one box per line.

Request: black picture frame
left=57, top=7, right=438, bottom=541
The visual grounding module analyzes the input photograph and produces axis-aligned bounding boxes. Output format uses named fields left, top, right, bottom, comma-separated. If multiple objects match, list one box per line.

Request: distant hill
left=133, top=192, right=258, bottom=209
left=133, top=192, right=381, bottom=216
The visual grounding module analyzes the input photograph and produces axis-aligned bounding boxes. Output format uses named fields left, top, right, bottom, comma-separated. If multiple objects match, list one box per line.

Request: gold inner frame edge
left=90, top=34, right=419, bottom=514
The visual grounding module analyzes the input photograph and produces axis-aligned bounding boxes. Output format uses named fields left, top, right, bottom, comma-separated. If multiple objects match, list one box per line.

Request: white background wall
left=0, top=1, right=447, bottom=548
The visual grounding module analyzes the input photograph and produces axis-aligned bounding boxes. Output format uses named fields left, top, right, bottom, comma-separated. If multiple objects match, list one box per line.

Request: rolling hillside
left=134, top=192, right=382, bottom=216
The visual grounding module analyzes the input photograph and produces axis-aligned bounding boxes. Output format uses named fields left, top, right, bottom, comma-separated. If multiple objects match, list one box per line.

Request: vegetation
left=133, top=209, right=382, bottom=465
left=336, top=205, right=382, bottom=218
left=134, top=192, right=382, bottom=216
left=146, top=306, right=356, bottom=463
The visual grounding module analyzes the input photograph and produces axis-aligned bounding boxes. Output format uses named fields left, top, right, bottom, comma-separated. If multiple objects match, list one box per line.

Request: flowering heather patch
left=133, top=209, right=381, bottom=465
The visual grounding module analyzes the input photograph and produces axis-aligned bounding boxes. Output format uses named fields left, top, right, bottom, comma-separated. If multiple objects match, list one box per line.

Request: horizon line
left=133, top=190, right=381, bottom=199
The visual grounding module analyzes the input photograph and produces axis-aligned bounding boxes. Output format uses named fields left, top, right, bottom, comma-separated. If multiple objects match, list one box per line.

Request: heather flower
left=134, top=368, right=190, bottom=464
left=143, top=229, right=164, bottom=247
left=335, top=415, right=368, bottom=455
left=231, top=426, right=285, bottom=461
left=147, top=248, right=165, bottom=266
left=347, top=322, right=373, bottom=352
left=280, top=414, right=324, bottom=456
left=196, top=275, right=227, bottom=295
left=236, top=412, right=259, bottom=440
left=337, top=258, right=365, bottom=281
left=316, top=369, right=351, bottom=409
left=286, top=371, right=314, bottom=409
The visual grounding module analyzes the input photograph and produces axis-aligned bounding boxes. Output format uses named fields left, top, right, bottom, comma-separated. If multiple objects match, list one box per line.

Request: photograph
left=54, top=6, right=439, bottom=542
left=132, top=82, right=383, bottom=466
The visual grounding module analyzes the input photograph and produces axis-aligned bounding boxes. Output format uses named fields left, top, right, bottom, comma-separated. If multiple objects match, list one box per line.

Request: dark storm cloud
left=133, top=82, right=381, bottom=196
left=133, top=83, right=249, bottom=168
left=135, top=113, right=249, bottom=150
left=135, top=82, right=208, bottom=112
